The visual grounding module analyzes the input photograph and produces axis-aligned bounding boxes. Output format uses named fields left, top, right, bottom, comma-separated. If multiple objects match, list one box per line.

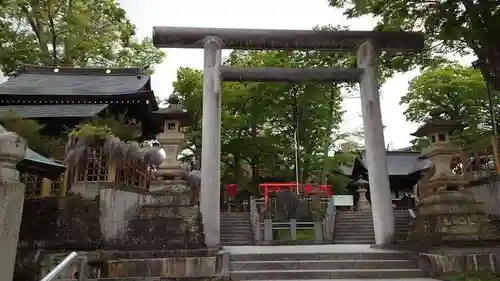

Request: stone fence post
left=0, top=132, right=27, bottom=281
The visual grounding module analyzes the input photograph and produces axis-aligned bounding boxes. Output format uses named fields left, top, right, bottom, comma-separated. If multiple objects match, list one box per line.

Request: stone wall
left=99, top=183, right=204, bottom=249
left=417, top=251, right=500, bottom=276
left=18, top=196, right=101, bottom=250
left=468, top=176, right=500, bottom=216
left=15, top=196, right=101, bottom=281
left=15, top=181, right=209, bottom=281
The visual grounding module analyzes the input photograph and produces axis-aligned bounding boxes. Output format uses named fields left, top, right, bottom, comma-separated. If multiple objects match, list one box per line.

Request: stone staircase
left=220, top=212, right=254, bottom=246
left=333, top=210, right=413, bottom=244
left=229, top=248, right=430, bottom=280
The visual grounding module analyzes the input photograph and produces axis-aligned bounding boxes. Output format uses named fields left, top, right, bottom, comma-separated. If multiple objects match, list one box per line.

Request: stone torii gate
left=152, top=27, right=424, bottom=247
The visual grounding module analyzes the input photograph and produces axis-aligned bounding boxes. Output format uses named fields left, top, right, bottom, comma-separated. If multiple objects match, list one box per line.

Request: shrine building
left=0, top=65, right=165, bottom=198
left=339, top=150, right=432, bottom=202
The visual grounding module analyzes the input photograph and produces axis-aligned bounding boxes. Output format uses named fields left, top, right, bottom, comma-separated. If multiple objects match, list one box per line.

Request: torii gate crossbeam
left=153, top=26, right=424, bottom=247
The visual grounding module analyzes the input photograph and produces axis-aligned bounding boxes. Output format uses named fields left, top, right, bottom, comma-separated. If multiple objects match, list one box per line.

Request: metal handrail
left=40, top=252, right=85, bottom=281
left=408, top=208, right=417, bottom=219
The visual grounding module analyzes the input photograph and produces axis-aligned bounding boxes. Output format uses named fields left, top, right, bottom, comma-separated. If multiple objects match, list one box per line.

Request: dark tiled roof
left=393, top=146, right=415, bottom=152
left=0, top=65, right=150, bottom=96
left=0, top=104, right=108, bottom=118
left=0, top=125, right=66, bottom=180
left=408, top=158, right=433, bottom=175
left=360, top=151, right=429, bottom=176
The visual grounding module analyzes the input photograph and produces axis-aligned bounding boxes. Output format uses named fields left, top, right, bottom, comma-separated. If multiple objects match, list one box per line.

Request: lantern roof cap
left=152, top=94, right=192, bottom=126
left=353, top=176, right=369, bottom=186
left=411, top=108, right=464, bottom=137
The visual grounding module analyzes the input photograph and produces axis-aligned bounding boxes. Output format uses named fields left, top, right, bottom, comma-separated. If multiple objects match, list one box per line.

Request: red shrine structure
left=224, top=182, right=333, bottom=209
left=258, top=182, right=333, bottom=209
left=224, top=184, right=237, bottom=198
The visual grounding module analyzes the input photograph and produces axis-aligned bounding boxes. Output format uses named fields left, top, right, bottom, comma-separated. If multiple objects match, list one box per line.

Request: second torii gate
left=152, top=26, right=424, bottom=247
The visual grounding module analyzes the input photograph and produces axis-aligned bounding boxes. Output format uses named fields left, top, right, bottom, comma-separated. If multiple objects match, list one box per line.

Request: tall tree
left=401, top=64, right=495, bottom=148
left=328, top=0, right=500, bottom=84
left=173, top=48, right=351, bottom=192
left=0, top=0, right=165, bottom=74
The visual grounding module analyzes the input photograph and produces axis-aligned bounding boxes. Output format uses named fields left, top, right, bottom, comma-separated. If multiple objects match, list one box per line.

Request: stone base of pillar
left=408, top=190, right=500, bottom=247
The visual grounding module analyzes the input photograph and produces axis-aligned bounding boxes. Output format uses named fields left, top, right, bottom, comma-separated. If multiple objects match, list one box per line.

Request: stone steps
left=230, top=252, right=410, bottom=261
left=333, top=211, right=413, bottom=244
left=231, top=269, right=427, bottom=279
left=229, top=251, right=427, bottom=280
left=220, top=212, right=254, bottom=246
left=231, top=259, right=417, bottom=270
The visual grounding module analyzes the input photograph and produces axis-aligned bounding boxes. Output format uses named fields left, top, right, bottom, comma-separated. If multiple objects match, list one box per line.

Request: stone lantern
left=353, top=176, right=371, bottom=211
left=152, top=95, right=191, bottom=181
left=411, top=108, right=466, bottom=195
left=408, top=108, right=500, bottom=245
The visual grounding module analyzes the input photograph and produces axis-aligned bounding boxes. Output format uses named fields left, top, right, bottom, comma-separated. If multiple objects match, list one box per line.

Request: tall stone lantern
left=354, top=176, right=371, bottom=211
left=408, top=108, right=500, bottom=245
left=412, top=108, right=467, bottom=195
left=152, top=95, right=191, bottom=182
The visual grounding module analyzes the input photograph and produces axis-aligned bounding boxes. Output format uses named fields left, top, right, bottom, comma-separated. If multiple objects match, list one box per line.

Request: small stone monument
left=354, top=177, right=371, bottom=211
left=408, top=108, right=500, bottom=246
left=152, top=95, right=191, bottom=183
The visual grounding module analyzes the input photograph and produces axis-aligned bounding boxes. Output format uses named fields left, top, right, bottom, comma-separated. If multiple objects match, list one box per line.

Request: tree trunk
left=250, top=123, right=260, bottom=189
left=233, top=152, right=242, bottom=184
left=20, top=4, right=52, bottom=64
left=320, top=90, right=336, bottom=185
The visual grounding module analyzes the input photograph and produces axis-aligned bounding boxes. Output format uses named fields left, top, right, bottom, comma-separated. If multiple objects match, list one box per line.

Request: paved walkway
left=223, top=244, right=401, bottom=254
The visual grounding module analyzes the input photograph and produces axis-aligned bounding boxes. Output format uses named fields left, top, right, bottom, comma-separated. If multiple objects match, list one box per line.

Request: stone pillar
left=200, top=36, right=223, bottom=247
left=0, top=132, right=27, bottom=281
left=357, top=41, right=395, bottom=244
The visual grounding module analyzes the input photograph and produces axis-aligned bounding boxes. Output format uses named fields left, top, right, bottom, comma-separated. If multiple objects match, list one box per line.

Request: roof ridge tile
left=14, top=64, right=149, bottom=77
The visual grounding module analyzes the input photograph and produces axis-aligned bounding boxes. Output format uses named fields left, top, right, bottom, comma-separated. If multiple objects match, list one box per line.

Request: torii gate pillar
left=357, top=41, right=395, bottom=244
left=200, top=36, right=223, bottom=247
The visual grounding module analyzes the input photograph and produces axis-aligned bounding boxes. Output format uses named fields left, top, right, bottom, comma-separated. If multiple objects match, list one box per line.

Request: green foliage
left=328, top=0, right=500, bottom=82
left=173, top=35, right=357, bottom=192
left=90, top=111, right=141, bottom=142
left=0, top=0, right=165, bottom=74
left=443, top=273, right=499, bottom=281
left=69, top=112, right=141, bottom=143
left=68, top=122, right=112, bottom=143
left=0, top=111, right=64, bottom=156
left=401, top=65, right=495, bottom=148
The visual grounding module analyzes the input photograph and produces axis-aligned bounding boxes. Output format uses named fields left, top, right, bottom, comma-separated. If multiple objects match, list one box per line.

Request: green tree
left=0, top=0, right=165, bottom=74
left=327, top=0, right=499, bottom=83
left=173, top=49, right=351, bottom=193
left=401, top=64, right=495, bottom=148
